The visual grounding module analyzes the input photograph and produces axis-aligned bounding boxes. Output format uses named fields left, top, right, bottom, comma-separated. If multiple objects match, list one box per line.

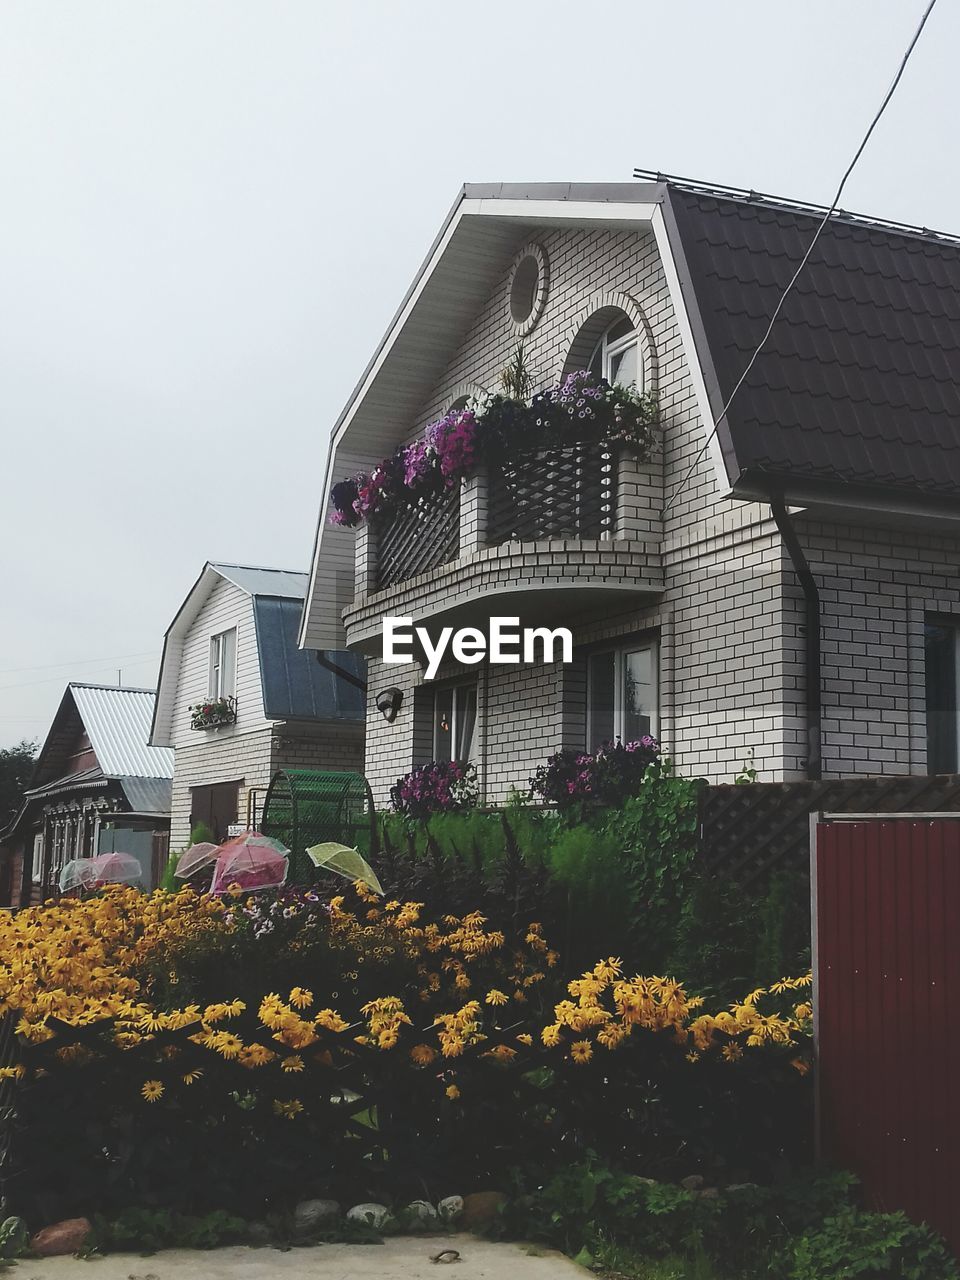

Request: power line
left=661, top=0, right=939, bottom=521
left=0, top=656, right=159, bottom=695
left=0, top=649, right=157, bottom=679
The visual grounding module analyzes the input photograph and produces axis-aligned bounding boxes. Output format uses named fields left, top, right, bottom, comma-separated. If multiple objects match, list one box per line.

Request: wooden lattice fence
left=700, top=774, right=960, bottom=886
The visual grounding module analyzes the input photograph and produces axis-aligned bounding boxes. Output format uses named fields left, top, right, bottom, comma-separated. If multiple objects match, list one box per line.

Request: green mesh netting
left=261, top=769, right=376, bottom=884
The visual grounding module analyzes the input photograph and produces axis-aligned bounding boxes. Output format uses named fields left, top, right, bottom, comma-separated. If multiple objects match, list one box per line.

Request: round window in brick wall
left=507, top=242, right=549, bottom=336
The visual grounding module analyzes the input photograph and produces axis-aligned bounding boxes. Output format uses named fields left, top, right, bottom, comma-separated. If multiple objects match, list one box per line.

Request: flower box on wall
left=189, top=697, right=237, bottom=731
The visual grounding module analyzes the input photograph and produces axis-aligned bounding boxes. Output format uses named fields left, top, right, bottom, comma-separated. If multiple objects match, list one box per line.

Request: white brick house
left=151, top=563, right=365, bottom=848
left=299, top=178, right=960, bottom=806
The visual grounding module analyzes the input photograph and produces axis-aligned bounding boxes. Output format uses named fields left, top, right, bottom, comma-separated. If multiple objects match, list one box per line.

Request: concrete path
left=15, top=1235, right=585, bottom=1279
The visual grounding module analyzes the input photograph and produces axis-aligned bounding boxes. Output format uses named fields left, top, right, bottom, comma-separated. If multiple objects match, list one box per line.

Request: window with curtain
left=433, top=683, right=478, bottom=762
left=586, top=641, right=658, bottom=750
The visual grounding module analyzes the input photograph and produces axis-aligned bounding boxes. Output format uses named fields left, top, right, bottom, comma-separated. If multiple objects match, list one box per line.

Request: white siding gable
left=169, top=577, right=269, bottom=749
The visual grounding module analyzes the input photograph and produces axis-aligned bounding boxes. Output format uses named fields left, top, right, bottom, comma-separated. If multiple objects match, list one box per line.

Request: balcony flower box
left=189, top=697, right=237, bottom=731
left=328, top=369, right=658, bottom=530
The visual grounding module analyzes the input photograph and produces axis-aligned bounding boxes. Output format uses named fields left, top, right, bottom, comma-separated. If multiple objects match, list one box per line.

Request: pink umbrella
left=88, top=851, right=144, bottom=886
left=174, top=842, right=219, bottom=879
left=209, top=831, right=289, bottom=895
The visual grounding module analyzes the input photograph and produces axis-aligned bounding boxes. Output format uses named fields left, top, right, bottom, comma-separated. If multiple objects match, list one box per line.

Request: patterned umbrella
left=210, top=831, right=289, bottom=895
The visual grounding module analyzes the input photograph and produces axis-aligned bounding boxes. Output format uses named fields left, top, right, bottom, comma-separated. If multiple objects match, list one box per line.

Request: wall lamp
left=376, top=686, right=404, bottom=723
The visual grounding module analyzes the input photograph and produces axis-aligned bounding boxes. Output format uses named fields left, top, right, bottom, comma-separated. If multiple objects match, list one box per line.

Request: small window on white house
left=433, top=683, right=478, bottom=763
left=209, top=628, right=237, bottom=700
left=925, top=620, right=960, bottom=773
left=587, top=642, right=658, bottom=749
left=589, top=316, right=640, bottom=390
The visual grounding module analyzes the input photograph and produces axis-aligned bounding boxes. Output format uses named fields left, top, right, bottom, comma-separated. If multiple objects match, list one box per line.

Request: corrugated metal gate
left=812, top=814, right=960, bottom=1252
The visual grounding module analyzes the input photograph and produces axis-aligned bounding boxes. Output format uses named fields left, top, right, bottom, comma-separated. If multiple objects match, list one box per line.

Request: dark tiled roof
left=253, top=596, right=366, bottom=722
left=667, top=187, right=960, bottom=501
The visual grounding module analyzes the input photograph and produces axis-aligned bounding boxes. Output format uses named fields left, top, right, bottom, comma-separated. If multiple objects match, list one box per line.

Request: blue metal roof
left=253, top=596, right=365, bottom=723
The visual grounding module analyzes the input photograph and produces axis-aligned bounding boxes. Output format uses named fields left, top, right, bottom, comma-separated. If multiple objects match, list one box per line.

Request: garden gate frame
left=811, top=811, right=960, bottom=1253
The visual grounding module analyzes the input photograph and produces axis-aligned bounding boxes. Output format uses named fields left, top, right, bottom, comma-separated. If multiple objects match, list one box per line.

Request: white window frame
left=590, top=320, right=641, bottom=390
left=586, top=640, right=659, bottom=748
left=208, top=628, right=237, bottom=700
left=432, top=681, right=478, bottom=763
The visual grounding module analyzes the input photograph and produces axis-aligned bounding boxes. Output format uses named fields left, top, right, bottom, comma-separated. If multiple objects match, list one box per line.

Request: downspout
left=769, top=494, right=822, bottom=780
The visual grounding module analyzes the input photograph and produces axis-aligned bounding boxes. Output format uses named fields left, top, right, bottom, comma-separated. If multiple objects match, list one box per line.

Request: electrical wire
left=0, top=650, right=157, bottom=679
left=0, top=656, right=159, bottom=695
left=661, top=0, right=940, bottom=521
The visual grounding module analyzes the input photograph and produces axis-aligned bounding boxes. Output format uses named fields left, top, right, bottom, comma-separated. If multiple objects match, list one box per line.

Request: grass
left=594, top=1241, right=719, bottom=1280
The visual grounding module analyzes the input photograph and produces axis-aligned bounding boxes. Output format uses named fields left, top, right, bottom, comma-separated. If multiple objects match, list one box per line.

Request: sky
left=0, top=0, right=956, bottom=748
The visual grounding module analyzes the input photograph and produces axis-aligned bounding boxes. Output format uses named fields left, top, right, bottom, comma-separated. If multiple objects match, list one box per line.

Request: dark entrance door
left=190, top=781, right=241, bottom=843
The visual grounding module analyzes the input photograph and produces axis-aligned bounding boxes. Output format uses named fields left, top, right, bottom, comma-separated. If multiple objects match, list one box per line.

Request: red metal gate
left=813, top=814, right=960, bottom=1251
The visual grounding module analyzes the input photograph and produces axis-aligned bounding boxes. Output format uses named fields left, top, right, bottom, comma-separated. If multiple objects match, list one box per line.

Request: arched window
left=588, top=315, right=640, bottom=389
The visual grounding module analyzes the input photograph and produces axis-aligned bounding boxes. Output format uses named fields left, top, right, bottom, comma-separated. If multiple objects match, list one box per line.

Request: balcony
left=344, top=442, right=662, bottom=653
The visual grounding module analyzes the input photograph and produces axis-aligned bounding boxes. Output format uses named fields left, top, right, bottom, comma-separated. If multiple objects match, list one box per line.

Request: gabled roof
left=32, top=684, right=173, bottom=787
left=664, top=179, right=960, bottom=506
left=151, top=562, right=364, bottom=745
left=69, top=684, right=174, bottom=778
left=211, top=564, right=309, bottom=599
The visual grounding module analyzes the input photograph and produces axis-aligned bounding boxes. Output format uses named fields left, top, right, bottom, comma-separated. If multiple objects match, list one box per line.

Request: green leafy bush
left=786, top=1208, right=959, bottom=1280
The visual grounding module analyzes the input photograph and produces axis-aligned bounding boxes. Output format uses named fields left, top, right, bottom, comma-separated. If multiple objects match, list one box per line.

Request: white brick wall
left=333, top=220, right=960, bottom=804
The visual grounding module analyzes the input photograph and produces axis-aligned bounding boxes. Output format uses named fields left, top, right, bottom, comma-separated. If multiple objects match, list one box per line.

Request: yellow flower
left=516, top=1033, right=533, bottom=1047
left=445, top=1083, right=460, bottom=1100
left=141, top=1079, right=164, bottom=1102
left=289, top=987, right=313, bottom=1009
left=410, top=1043, right=437, bottom=1066
left=541, top=1023, right=562, bottom=1048
left=281, top=1054, right=305, bottom=1073
left=182, top=1069, right=204, bottom=1085
left=721, top=1043, right=743, bottom=1063
left=569, top=1040, right=593, bottom=1065
left=486, top=1044, right=517, bottom=1064
left=212, top=1031, right=243, bottom=1060
left=272, top=1098, right=304, bottom=1119
left=485, top=989, right=508, bottom=1006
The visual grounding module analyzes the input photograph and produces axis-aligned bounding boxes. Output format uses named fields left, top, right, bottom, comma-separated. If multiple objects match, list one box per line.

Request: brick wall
left=354, top=222, right=791, bottom=802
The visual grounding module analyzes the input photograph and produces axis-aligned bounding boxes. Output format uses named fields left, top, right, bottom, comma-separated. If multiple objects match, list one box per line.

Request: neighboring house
left=150, top=562, right=365, bottom=850
left=300, top=176, right=960, bottom=806
left=0, top=684, right=173, bottom=905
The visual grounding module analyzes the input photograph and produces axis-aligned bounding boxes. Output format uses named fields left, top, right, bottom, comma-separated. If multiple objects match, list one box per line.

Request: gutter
left=769, top=495, right=822, bottom=780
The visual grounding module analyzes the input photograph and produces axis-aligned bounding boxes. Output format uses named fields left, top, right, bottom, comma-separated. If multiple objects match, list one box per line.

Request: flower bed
left=0, top=884, right=811, bottom=1222
left=329, top=371, right=658, bottom=528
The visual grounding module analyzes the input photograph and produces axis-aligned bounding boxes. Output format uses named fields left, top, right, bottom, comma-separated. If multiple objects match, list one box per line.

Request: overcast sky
left=0, top=0, right=956, bottom=747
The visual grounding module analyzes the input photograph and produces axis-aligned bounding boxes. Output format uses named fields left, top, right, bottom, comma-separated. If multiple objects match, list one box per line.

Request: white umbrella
left=174, top=842, right=219, bottom=878
left=59, top=859, right=99, bottom=893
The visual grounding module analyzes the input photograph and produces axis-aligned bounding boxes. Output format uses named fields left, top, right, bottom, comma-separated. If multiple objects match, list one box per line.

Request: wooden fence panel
left=814, top=817, right=960, bottom=1252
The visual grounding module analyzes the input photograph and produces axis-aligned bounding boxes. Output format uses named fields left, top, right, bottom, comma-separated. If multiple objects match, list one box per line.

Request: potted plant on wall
left=189, top=696, right=237, bottom=730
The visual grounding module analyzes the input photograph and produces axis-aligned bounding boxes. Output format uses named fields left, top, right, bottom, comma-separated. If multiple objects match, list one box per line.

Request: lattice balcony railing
left=374, top=484, right=460, bottom=590
left=486, top=442, right=617, bottom=545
